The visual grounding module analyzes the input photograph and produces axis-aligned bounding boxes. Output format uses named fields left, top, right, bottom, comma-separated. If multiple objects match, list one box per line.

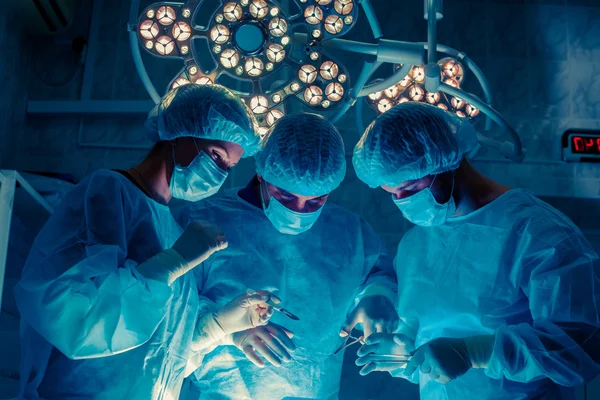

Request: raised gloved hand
left=232, top=322, right=296, bottom=368
left=171, top=220, right=228, bottom=268
left=404, top=335, right=494, bottom=384
left=341, top=295, right=399, bottom=339
left=193, top=291, right=279, bottom=350
left=137, top=220, right=227, bottom=285
left=355, top=333, right=415, bottom=376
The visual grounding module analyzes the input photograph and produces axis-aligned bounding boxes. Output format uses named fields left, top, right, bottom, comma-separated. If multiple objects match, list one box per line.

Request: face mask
left=170, top=142, right=228, bottom=202
left=260, top=181, right=324, bottom=235
left=393, top=174, right=456, bottom=227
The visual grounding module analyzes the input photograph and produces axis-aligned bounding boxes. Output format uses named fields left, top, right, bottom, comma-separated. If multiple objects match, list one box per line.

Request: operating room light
left=304, top=6, right=324, bottom=25
left=172, top=22, right=191, bottom=41
left=250, top=95, right=269, bottom=114
left=139, top=20, right=159, bottom=40
left=220, top=49, right=240, bottom=68
left=133, top=0, right=524, bottom=161
left=299, top=65, right=318, bottom=84
left=155, top=36, right=174, bottom=55
left=269, top=18, right=288, bottom=37
left=195, top=77, right=213, bottom=85
left=304, top=85, right=324, bottom=105
left=366, top=58, right=481, bottom=121
left=250, top=0, right=269, bottom=19
left=157, top=6, right=176, bottom=25
left=325, top=82, right=344, bottom=102
left=223, top=2, right=243, bottom=21
left=320, top=61, right=339, bottom=80
left=384, top=85, right=399, bottom=99
left=266, top=109, right=284, bottom=126
left=245, top=57, right=264, bottom=77
left=210, top=25, right=230, bottom=44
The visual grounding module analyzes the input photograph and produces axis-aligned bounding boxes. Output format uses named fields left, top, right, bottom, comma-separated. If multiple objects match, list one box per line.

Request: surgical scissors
left=333, top=332, right=365, bottom=355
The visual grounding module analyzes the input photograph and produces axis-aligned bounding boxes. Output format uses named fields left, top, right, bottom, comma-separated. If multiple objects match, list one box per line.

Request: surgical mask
left=393, top=173, right=456, bottom=227
left=259, top=181, right=323, bottom=235
left=169, top=142, right=228, bottom=202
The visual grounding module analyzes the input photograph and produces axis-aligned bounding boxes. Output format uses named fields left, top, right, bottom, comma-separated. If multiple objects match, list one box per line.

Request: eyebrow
left=222, top=146, right=231, bottom=160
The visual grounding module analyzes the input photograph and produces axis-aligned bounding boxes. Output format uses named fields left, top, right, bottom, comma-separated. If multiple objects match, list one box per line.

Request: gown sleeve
left=355, top=219, right=398, bottom=305
left=486, top=228, right=600, bottom=386
left=14, top=171, right=173, bottom=360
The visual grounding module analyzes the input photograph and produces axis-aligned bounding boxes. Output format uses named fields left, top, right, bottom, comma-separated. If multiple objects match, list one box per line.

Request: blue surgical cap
left=353, top=102, right=478, bottom=188
left=255, top=113, right=346, bottom=196
left=145, top=84, right=260, bottom=157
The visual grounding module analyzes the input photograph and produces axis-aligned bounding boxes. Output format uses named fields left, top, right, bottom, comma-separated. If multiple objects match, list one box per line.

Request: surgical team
left=13, top=83, right=600, bottom=400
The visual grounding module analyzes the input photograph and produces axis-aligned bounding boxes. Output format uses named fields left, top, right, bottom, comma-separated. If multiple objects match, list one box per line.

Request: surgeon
left=172, top=113, right=398, bottom=400
left=352, top=102, right=600, bottom=399
left=14, top=84, right=278, bottom=400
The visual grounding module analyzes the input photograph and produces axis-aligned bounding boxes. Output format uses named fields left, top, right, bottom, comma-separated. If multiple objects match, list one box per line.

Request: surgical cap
left=145, top=84, right=260, bottom=157
left=353, top=102, right=478, bottom=188
left=255, top=113, right=346, bottom=196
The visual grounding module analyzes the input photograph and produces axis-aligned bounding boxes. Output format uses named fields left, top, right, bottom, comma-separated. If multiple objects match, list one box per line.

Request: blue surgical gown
left=394, top=189, right=600, bottom=399
left=172, top=184, right=396, bottom=400
left=14, top=170, right=200, bottom=400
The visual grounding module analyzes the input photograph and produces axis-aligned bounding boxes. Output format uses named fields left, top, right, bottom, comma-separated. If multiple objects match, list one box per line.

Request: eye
left=279, top=191, right=295, bottom=201
left=211, top=150, right=223, bottom=161
left=308, top=196, right=326, bottom=206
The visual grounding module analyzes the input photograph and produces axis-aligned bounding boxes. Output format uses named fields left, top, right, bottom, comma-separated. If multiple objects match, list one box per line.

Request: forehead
left=268, top=182, right=326, bottom=200
left=388, top=175, right=432, bottom=190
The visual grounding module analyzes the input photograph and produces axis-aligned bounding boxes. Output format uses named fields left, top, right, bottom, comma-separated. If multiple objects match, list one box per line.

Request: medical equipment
left=268, top=301, right=300, bottom=320
left=562, top=129, right=600, bottom=162
left=362, top=354, right=411, bottom=362
left=130, top=0, right=523, bottom=161
left=334, top=332, right=364, bottom=355
left=246, top=288, right=300, bottom=320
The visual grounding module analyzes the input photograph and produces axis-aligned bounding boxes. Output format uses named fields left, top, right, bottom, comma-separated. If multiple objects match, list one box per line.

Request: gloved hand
left=193, top=291, right=278, bottom=350
left=172, top=220, right=228, bottom=267
left=232, top=322, right=296, bottom=368
left=341, top=295, right=399, bottom=339
left=404, top=335, right=494, bottom=384
left=355, top=333, right=415, bottom=376
left=214, top=290, right=280, bottom=333
left=137, top=220, right=227, bottom=285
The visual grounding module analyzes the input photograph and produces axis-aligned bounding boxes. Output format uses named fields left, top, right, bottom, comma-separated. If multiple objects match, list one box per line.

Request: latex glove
left=355, top=333, right=415, bottom=376
left=341, top=295, right=399, bottom=339
left=137, top=220, right=227, bottom=285
left=404, top=335, right=494, bottom=384
left=172, top=220, right=228, bottom=268
left=215, top=290, right=281, bottom=333
left=232, top=322, right=296, bottom=368
left=193, top=291, right=278, bottom=349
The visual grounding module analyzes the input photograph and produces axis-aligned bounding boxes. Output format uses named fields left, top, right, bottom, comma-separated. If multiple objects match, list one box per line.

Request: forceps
left=333, top=332, right=365, bottom=355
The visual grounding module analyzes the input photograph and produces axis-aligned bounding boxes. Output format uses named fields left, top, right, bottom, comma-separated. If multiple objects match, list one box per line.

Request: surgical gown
left=14, top=170, right=200, bottom=400
left=394, top=189, right=600, bottom=399
left=173, top=183, right=396, bottom=400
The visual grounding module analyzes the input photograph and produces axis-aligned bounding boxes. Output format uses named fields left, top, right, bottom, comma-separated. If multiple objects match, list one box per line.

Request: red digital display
left=571, top=135, right=600, bottom=155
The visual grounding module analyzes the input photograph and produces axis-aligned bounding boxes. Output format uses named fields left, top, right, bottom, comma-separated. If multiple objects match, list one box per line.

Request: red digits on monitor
left=574, top=137, right=584, bottom=152
left=585, top=138, right=595, bottom=150
left=597, top=138, right=600, bottom=152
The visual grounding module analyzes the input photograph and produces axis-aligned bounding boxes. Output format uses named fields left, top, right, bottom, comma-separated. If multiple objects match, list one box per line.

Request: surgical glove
left=405, top=335, right=494, bottom=384
left=172, top=220, right=228, bottom=267
left=194, top=291, right=278, bottom=349
left=137, top=220, right=227, bottom=285
left=232, top=322, right=296, bottom=368
left=355, top=333, right=415, bottom=376
left=341, top=295, right=399, bottom=339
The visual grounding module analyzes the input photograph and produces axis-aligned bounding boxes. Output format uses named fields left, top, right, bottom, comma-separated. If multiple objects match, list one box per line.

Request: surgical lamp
left=129, top=0, right=524, bottom=161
